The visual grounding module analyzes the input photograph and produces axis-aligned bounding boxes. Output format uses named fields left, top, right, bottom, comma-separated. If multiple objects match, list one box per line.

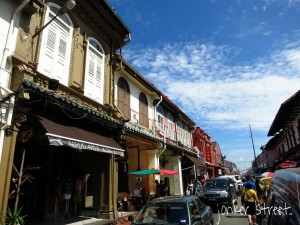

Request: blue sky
left=108, top=0, right=300, bottom=172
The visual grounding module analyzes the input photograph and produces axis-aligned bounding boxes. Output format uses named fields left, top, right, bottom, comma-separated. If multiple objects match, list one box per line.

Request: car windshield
left=235, top=175, right=240, bottom=180
left=204, top=179, right=228, bottom=188
left=133, top=202, right=188, bottom=225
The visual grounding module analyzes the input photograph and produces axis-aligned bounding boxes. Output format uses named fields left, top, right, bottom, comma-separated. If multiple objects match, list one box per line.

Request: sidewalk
left=31, top=211, right=137, bottom=225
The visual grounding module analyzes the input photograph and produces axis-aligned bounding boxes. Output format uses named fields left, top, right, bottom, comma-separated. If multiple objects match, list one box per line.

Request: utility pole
left=249, top=124, right=258, bottom=172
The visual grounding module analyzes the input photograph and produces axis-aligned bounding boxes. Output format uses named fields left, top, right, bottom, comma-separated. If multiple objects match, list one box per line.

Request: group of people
left=241, top=175, right=261, bottom=225
left=186, top=176, right=206, bottom=196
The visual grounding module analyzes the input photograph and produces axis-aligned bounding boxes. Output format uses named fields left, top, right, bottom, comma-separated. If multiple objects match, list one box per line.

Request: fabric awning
left=39, top=117, right=124, bottom=157
left=205, top=161, right=220, bottom=168
left=185, top=155, right=206, bottom=169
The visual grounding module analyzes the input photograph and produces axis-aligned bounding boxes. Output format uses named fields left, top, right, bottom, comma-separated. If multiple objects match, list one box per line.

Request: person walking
left=200, top=176, right=206, bottom=186
left=243, top=182, right=260, bottom=225
left=155, top=180, right=161, bottom=198
left=241, top=175, right=256, bottom=209
left=159, top=180, right=167, bottom=196
left=187, top=179, right=194, bottom=195
left=194, top=178, right=201, bottom=196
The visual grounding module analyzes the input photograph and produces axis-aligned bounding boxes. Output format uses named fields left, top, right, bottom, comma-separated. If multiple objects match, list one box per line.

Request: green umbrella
left=127, top=168, right=161, bottom=175
left=127, top=168, right=179, bottom=175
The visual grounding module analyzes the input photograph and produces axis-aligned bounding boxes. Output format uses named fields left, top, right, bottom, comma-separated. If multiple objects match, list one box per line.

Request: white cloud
left=123, top=41, right=300, bottom=134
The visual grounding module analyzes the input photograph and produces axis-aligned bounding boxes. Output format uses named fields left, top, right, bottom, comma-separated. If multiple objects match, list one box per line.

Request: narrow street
left=210, top=196, right=259, bottom=225
left=116, top=196, right=264, bottom=225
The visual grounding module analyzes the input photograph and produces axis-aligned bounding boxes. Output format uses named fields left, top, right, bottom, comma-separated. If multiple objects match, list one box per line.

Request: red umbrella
left=278, top=160, right=297, bottom=169
left=158, top=169, right=179, bottom=175
left=128, top=168, right=179, bottom=175
left=261, top=171, right=274, bottom=178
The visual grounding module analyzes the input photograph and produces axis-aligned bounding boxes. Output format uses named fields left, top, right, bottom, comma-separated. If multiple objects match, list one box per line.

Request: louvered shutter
left=117, top=89, right=130, bottom=120
left=123, top=92, right=131, bottom=119
left=84, top=41, right=104, bottom=103
left=139, top=102, right=149, bottom=128
left=38, top=10, right=72, bottom=86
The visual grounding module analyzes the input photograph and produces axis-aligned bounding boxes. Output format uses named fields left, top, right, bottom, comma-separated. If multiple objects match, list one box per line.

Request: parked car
left=262, top=168, right=300, bottom=225
left=198, top=177, right=237, bottom=209
left=128, top=195, right=214, bottom=225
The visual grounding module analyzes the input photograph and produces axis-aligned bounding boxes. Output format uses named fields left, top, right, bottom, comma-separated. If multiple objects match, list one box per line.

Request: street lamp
left=32, top=0, right=76, bottom=39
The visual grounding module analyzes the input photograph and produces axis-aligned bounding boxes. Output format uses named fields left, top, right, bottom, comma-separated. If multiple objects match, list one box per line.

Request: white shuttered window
left=37, top=3, right=73, bottom=86
left=84, top=38, right=104, bottom=103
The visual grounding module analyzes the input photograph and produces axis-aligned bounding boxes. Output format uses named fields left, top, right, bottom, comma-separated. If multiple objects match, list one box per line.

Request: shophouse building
left=262, top=90, right=300, bottom=171
left=0, top=0, right=131, bottom=222
left=193, top=126, right=222, bottom=178
left=111, top=55, right=206, bottom=198
left=211, top=141, right=224, bottom=176
left=0, top=1, right=218, bottom=223
left=156, top=94, right=206, bottom=194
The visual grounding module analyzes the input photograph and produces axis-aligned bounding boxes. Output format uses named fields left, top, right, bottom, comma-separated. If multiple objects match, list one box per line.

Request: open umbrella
left=278, top=160, right=297, bottom=169
left=261, top=171, right=274, bottom=178
left=159, top=169, right=179, bottom=175
left=127, top=169, right=160, bottom=175
left=127, top=168, right=179, bottom=175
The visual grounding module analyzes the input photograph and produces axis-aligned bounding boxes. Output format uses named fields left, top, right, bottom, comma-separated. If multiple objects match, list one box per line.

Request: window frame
left=37, top=2, right=73, bottom=86
left=167, top=113, right=174, bottom=140
left=84, top=37, right=105, bottom=103
left=139, top=92, right=149, bottom=128
left=157, top=106, right=164, bottom=131
left=117, top=77, right=131, bottom=120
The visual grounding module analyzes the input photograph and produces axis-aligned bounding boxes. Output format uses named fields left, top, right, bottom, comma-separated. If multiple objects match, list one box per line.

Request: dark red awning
left=185, top=155, right=207, bottom=169
left=39, top=116, right=124, bottom=157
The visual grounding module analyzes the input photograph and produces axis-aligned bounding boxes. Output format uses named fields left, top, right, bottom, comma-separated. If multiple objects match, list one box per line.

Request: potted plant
left=5, top=206, right=26, bottom=225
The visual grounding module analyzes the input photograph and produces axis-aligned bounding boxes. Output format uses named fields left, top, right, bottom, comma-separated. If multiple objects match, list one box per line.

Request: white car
left=218, top=175, right=241, bottom=194
left=233, top=175, right=243, bottom=191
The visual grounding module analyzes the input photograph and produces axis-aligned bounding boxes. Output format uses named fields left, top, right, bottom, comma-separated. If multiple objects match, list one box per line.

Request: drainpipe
left=154, top=95, right=164, bottom=171
left=0, top=0, right=30, bottom=87
left=111, top=46, right=126, bottom=117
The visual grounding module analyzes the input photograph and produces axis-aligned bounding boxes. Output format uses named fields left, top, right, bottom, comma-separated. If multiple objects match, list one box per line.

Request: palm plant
left=5, top=206, right=26, bottom=225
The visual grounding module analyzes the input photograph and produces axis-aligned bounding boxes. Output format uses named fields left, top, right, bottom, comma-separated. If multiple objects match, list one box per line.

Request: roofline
left=268, top=90, right=300, bottom=136
left=115, top=55, right=161, bottom=95
left=102, top=0, right=131, bottom=36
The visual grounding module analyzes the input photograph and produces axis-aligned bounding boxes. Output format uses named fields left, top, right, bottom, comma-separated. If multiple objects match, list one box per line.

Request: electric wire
left=58, top=103, right=89, bottom=120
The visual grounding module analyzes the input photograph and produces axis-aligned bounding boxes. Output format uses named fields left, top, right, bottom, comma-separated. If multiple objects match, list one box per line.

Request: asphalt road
left=211, top=196, right=263, bottom=225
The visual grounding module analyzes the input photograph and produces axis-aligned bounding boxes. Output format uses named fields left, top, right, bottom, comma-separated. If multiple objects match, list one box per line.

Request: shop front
left=6, top=80, right=125, bottom=223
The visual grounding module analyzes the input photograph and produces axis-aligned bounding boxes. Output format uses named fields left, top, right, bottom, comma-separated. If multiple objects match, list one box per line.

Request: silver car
left=128, top=195, right=214, bottom=225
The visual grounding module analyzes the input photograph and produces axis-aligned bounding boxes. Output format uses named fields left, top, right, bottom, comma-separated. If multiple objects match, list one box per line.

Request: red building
left=193, top=127, right=222, bottom=178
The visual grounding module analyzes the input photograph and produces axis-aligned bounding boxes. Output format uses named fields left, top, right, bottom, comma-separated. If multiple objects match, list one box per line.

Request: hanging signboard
left=206, top=146, right=212, bottom=163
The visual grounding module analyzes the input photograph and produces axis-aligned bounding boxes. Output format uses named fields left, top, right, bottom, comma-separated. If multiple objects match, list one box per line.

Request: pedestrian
left=155, top=180, right=160, bottom=198
left=243, top=182, right=260, bottom=225
left=200, top=176, right=206, bottom=186
left=187, top=179, right=194, bottom=195
left=255, top=178, right=263, bottom=201
left=164, top=177, right=170, bottom=196
left=194, top=178, right=201, bottom=196
left=159, top=180, right=166, bottom=196
left=241, top=175, right=256, bottom=209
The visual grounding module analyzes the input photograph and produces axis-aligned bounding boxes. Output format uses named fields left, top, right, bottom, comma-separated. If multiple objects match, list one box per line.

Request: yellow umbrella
left=259, top=177, right=271, bottom=188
